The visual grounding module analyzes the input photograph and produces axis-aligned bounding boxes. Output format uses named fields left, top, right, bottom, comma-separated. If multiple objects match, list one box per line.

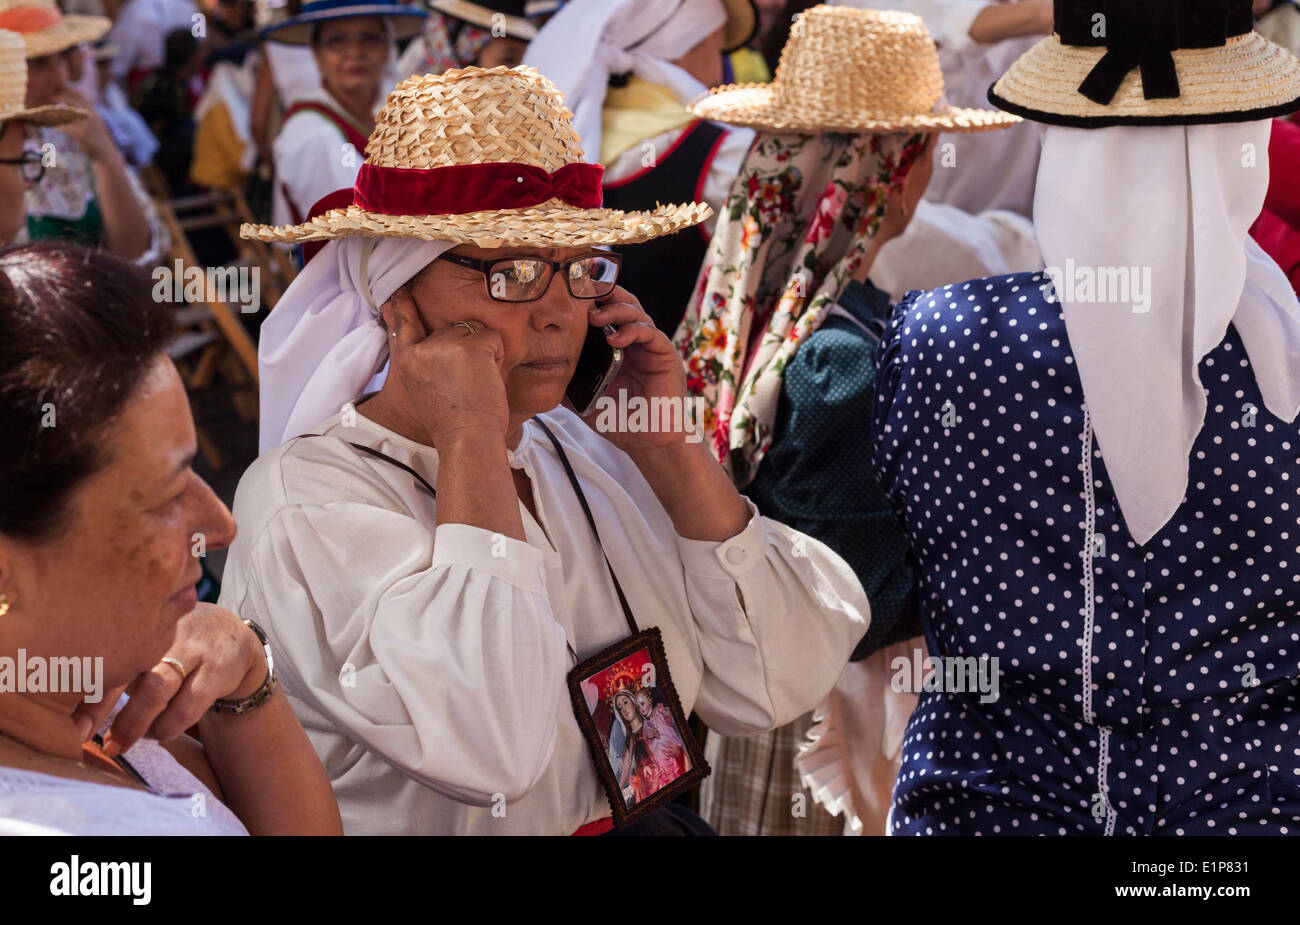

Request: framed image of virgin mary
left=566, top=627, right=710, bottom=827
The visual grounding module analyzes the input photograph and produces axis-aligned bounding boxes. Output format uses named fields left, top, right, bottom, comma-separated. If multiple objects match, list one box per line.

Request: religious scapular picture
left=567, top=628, right=709, bottom=827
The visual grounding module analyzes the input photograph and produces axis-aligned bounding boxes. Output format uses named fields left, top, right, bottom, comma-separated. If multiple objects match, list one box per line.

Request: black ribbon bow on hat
left=1054, top=0, right=1254, bottom=105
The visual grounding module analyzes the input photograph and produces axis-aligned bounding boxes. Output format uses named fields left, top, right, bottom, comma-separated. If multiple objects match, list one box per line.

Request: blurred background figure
left=131, top=27, right=202, bottom=193
left=89, top=40, right=160, bottom=167
left=260, top=0, right=425, bottom=229
left=397, top=0, right=538, bottom=77
left=8, top=0, right=162, bottom=262
left=249, top=0, right=318, bottom=178
left=210, top=0, right=258, bottom=46
left=525, top=0, right=760, bottom=335
left=1256, top=0, right=1300, bottom=56
left=0, top=28, right=89, bottom=244
left=190, top=37, right=258, bottom=190
left=106, top=0, right=198, bottom=91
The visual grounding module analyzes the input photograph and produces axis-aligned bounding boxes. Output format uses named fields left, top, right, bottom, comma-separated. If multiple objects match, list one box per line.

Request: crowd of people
left=1, top=0, right=1298, bottom=837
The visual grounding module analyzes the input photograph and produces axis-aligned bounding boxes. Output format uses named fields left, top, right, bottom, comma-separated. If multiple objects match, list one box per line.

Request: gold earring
left=0, top=594, right=9, bottom=618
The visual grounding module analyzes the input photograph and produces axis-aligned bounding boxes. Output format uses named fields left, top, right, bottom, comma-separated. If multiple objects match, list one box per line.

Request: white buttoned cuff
left=675, top=497, right=769, bottom=580
left=431, top=522, right=549, bottom=596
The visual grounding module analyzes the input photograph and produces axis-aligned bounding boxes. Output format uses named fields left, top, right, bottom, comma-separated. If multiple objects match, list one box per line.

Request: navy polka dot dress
left=872, top=271, right=1300, bottom=835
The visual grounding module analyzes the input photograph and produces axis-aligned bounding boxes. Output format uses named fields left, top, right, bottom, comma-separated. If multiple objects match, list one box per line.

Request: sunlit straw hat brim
left=241, top=65, right=712, bottom=247
left=428, top=0, right=537, bottom=41
left=240, top=199, right=712, bottom=247
left=989, top=32, right=1300, bottom=127
left=692, top=7, right=1020, bottom=135
left=691, top=82, right=1020, bottom=134
left=19, top=14, right=109, bottom=58
left=0, top=101, right=88, bottom=125
left=260, top=4, right=428, bottom=44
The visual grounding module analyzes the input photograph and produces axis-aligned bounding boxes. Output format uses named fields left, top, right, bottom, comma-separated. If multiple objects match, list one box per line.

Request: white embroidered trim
left=1097, top=725, right=1117, bottom=836
left=1080, top=408, right=1117, bottom=835
left=1081, top=407, right=1097, bottom=724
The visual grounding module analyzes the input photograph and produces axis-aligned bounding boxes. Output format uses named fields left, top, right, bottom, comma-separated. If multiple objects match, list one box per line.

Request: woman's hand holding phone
left=586, top=287, right=752, bottom=542
left=583, top=285, right=691, bottom=454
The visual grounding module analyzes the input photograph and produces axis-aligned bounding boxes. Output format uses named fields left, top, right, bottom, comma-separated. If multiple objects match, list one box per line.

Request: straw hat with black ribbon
left=989, top=0, right=1300, bottom=126
left=260, top=0, right=429, bottom=45
left=981, top=0, right=1300, bottom=546
left=0, top=0, right=108, bottom=58
left=0, top=28, right=86, bottom=125
left=240, top=65, right=712, bottom=248
left=690, top=5, right=1021, bottom=134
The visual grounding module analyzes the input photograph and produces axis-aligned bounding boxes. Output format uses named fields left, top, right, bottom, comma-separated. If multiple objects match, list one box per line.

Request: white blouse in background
left=270, top=86, right=383, bottom=228
left=855, top=0, right=1043, bottom=217
left=218, top=406, right=869, bottom=834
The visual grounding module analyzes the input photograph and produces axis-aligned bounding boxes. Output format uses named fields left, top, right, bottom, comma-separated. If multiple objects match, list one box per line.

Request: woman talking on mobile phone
left=223, top=66, right=869, bottom=836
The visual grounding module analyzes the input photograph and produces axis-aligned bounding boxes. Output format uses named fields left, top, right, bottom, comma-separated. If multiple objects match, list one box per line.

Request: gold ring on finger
left=453, top=321, right=478, bottom=336
left=160, top=657, right=187, bottom=681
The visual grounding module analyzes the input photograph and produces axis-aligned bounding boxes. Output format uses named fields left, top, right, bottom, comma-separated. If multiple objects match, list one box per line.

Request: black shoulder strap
left=294, top=434, right=436, bottom=497
left=533, top=419, right=640, bottom=637
left=296, top=427, right=640, bottom=637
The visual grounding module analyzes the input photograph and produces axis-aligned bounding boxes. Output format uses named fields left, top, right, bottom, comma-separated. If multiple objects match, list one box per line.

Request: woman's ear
left=0, top=535, right=25, bottom=619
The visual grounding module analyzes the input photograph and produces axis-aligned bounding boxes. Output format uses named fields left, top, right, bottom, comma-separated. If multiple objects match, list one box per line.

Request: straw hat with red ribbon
left=0, top=0, right=109, bottom=58
left=239, top=65, right=712, bottom=248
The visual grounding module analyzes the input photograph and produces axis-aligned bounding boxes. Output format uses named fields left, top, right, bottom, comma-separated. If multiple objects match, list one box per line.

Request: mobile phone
left=565, top=322, right=623, bottom=417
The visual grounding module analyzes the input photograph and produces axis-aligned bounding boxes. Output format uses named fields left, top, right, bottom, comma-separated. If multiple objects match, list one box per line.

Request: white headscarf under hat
left=522, top=0, right=728, bottom=164
left=1035, top=121, right=1300, bottom=546
left=258, top=236, right=455, bottom=452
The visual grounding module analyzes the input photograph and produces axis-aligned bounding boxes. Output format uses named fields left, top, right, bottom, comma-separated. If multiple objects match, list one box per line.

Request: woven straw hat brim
left=690, top=83, right=1021, bottom=135
left=1, top=102, right=88, bottom=126
left=260, top=6, right=428, bottom=44
left=990, top=33, right=1300, bottom=127
left=19, top=14, right=110, bottom=57
left=428, top=0, right=537, bottom=41
left=240, top=199, right=713, bottom=247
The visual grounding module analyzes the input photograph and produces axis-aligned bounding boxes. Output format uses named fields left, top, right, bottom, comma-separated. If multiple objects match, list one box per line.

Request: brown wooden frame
left=567, top=627, right=710, bottom=828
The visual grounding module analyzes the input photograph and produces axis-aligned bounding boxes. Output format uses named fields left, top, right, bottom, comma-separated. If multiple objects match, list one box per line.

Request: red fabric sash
left=571, top=818, right=615, bottom=836
left=296, top=161, right=605, bottom=265
left=283, top=101, right=371, bottom=154
left=351, top=161, right=604, bottom=216
left=301, top=188, right=356, bottom=264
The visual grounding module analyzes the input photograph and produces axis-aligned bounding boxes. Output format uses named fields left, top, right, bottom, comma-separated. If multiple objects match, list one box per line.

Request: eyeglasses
left=437, top=252, right=622, bottom=303
left=0, top=151, right=46, bottom=184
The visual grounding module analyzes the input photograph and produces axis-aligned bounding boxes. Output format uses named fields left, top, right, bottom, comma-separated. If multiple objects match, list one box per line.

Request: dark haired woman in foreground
left=0, top=242, right=341, bottom=835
